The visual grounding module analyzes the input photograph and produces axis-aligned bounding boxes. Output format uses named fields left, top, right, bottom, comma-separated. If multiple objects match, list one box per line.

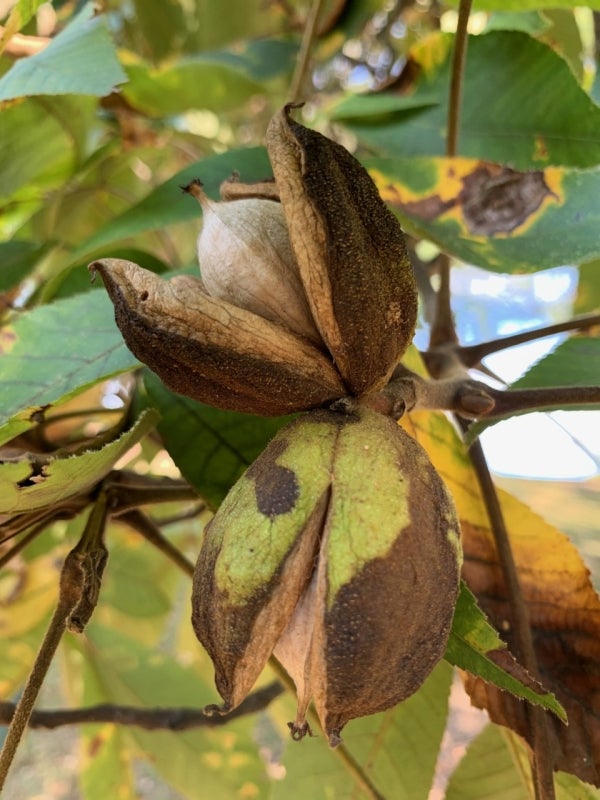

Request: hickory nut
left=192, top=407, right=462, bottom=746
left=90, top=104, right=418, bottom=415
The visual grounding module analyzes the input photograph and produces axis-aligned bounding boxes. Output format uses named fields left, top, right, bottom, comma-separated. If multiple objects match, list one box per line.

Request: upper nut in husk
left=191, top=406, right=462, bottom=746
left=92, top=106, right=418, bottom=417
left=185, top=179, right=321, bottom=345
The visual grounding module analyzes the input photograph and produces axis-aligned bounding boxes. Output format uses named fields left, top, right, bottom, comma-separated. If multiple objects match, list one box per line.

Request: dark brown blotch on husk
left=321, top=464, right=460, bottom=742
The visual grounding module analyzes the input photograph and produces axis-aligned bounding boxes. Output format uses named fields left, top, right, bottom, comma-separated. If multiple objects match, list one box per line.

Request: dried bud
left=90, top=259, right=346, bottom=416
left=192, top=407, right=461, bottom=745
left=266, top=105, right=418, bottom=396
left=185, top=180, right=321, bottom=345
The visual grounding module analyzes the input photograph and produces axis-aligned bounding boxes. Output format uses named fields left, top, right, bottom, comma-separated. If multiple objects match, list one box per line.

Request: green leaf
left=80, top=723, right=137, bottom=800
left=338, top=31, right=600, bottom=169
left=0, top=290, right=140, bottom=445
left=449, top=582, right=504, bottom=653
left=576, top=262, right=600, bottom=314
left=272, top=660, right=453, bottom=800
left=64, top=625, right=268, bottom=800
left=555, top=771, right=600, bottom=799
left=75, top=146, right=272, bottom=256
left=446, top=723, right=600, bottom=800
left=369, top=157, right=600, bottom=272
left=121, top=37, right=296, bottom=116
left=214, top=37, right=297, bottom=81
left=0, top=4, right=127, bottom=101
left=128, top=0, right=186, bottom=63
left=100, top=535, right=175, bottom=620
left=0, top=409, right=158, bottom=514
left=537, top=10, right=584, bottom=84
left=446, top=584, right=566, bottom=722
left=0, top=97, right=95, bottom=202
left=325, top=91, right=439, bottom=120
left=445, top=724, right=530, bottom=800
left=0, top=241, right=49, bottom=291
left=484, top=11, right=550, bottom=35
left=122, top=57, right=263, bottom=117
left=511, top=337, right=600, bottom=390
left=144, top=370, right=290, bottom=509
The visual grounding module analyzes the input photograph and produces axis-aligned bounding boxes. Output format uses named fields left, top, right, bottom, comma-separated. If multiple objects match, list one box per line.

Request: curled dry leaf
left=266, top=105, right=417, bottom=396
left=90, top=259, right=346, bottom=416
left=401, top=408, right=600, bottom=787
left=191, top=406, right=461, bottom=746
left=462, top=515, right=600, bottom=787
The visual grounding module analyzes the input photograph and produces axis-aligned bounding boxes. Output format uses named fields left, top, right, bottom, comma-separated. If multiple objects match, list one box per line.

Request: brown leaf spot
left=247, top=439, right=299, bottom=519
left=401, top=194, right=455, bottom=221
left=458, top=164, right=553, bottom=235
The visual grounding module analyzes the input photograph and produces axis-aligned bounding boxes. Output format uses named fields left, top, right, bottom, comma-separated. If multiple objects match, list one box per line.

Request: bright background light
left=416, top=265, right=599, bottom=480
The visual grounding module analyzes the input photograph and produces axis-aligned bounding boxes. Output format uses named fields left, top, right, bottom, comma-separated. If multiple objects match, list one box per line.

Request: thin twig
left=446, top=0, right=472, bottom=158
left=373, top=367, right=600, bottom=421
left=484, top=385, right=600, bottom=418
left=288, top=0, right=326, bottom=103
left=458, top=313, right=600, bottom=366
left=119, top=509, right=195, bottom=577
left=0, top=682, right=284, bottom=731
left=0, top=497, right=109, bottom=789
left=429, top=254, right=458, bottom=349
left=429, top=0, right=472, bottom=349
left=429, top=1, right=472, bottom=350
left=0, top=521, right=49, bottom=568
left=465, top=433, right=556, bottom=800
left=0, top=599, right=72, bottom=789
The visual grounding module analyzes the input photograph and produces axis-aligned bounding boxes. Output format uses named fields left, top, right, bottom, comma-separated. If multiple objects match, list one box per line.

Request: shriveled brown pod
left=90, top=259, right=346, bottom=416
left=266, top=105, right=418, bottom=396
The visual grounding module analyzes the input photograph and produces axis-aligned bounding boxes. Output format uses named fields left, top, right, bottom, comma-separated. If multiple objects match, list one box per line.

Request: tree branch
left=430, top=0, right=472, bottom=350
left=464, top=432, right=556, bottom=800
left=0, top=682, right=284, bottom=731
left=288, top=0, right=326, bottom=103
left=0, top=497, right=110, bottom=789
left=446, top=0, right=472, bottom=158
left=484, top=385, right=600, bottom=418
left=118, top=509, right=195, bottom=578
left=374, top=368, right=600, bottom=421
left=458, top=313, right=600, bottom=366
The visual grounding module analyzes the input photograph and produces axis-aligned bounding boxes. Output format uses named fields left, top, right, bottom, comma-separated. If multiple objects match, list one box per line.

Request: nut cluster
left=92, top=105, right=461, bottom=746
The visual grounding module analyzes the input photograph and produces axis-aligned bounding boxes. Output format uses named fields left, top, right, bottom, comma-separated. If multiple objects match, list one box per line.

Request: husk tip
left=287, top=719, right=314, bottom=742
left=327, top=728, right=343, bottom=748
left=181, top=178, right=208, bottom=206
